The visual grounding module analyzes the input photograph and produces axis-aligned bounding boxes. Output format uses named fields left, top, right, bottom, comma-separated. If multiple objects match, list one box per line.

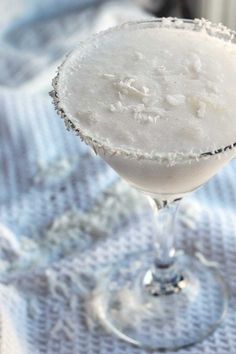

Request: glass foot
left=94, top=252, right=228, bottom=351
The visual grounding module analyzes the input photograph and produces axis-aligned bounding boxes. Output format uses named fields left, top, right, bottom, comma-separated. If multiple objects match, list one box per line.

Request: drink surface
left=57, top=20, right=236, bottom=160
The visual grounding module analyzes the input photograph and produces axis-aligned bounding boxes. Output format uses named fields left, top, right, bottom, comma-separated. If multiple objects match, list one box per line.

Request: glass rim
left=51, top=17, right=236, bottom=164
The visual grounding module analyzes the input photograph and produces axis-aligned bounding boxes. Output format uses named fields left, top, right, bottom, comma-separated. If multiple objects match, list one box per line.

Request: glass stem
left=150, top=198, right=180, bottom=268
left=143, top=198, right=184, bottom=296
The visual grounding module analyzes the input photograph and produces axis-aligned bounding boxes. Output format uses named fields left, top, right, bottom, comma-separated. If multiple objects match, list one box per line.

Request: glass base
left=94, top=252, right=228, bottom=351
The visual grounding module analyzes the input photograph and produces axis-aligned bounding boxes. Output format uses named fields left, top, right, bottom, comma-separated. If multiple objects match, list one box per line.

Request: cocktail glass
left=51, top=18, right=236, bottom=351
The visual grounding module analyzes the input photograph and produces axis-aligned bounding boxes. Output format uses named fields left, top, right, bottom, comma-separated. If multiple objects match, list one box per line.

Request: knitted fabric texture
left=1, top=86, right=236, bottom=354
left=1, top=1, right=236, bottom=354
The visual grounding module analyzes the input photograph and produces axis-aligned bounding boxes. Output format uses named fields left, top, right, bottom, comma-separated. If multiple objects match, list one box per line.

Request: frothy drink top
left=56, top=19, right=236, bottom=158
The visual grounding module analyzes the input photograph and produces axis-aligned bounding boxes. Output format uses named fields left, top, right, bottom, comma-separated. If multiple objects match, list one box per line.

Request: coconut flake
left=180, top=200, right=202, bottom=230
left=33, top=158, right=75, bottom=185
left=175, top=18, right=184, bottom=28
left=162, top=17, right=172, bottom=27
left=115, top=77, right=150, bottom=98
left=206, top=80, right=219, bottom=94
left=192, top=54, right=202, bottom=74
left=102, top=73, right=116, bottom=79
left=197, top=101, right=206, bottom=119
left=134, top=51, right=144, bottom=60
left=109, top=101, right=127, bottom=113
left=166, top=94, right=186, bottom=106
left=0, top=224, right=21, bottom=260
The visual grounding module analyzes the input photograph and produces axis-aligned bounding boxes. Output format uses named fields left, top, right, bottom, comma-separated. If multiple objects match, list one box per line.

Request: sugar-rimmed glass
left=51, top=18, right=236, bottom=350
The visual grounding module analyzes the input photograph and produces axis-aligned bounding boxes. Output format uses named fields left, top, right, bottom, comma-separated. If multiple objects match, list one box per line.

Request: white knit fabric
left=1, top=1, right=236, bottom=354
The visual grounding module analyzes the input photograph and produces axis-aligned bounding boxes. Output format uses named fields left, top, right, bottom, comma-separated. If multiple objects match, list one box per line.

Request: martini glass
left=51, top=18, right=236, bottom=350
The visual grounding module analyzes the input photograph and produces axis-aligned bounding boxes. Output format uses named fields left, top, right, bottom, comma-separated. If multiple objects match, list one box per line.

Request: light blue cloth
left=0, top=0, right=109, bottom=87
left=1, top=2, right=236, bottom=354
left=1, top=86, right=236, bottom=354
left=0, top=88, right=116, bottom=237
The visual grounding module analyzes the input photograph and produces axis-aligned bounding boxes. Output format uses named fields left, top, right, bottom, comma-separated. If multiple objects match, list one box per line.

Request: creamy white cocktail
left=54, top=19, right=236, bottom=198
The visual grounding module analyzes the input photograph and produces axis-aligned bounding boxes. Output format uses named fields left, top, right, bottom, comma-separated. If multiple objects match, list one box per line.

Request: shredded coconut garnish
left=109, top=101, right=127, bottom=113
left=161, top=17, right=173, bottom=27
left=188, top=94, right=226, bottom=119
left=197, top=101, right=206, bottom=119
left=0, top=179, right=145, bottom=278
left=155, top=65, right=167, bottom=74
left=0, top=176, right=147, bottom=282
left=191, top=54, right=202, bottom=74
left=166, top=94, right=186, bottom=106
left=33, top=158, right=77, bottom=185
left=115, top=77, right=150, bottom=98
left=175, top=18, right=184, bottom=28
left=110, top=100, right=165, bottom=124
left=134, top=51, right=144, bottom=60
left=88, top=279, right=161, bottom=329
left=206, top=81, right=219, bottom=94
left=134, top=113, right=158, bottom=124
left=0, top=224, right=21, bottom=261
left=179, top=199, right=202, bottom=231
left=102, top=73, right=116, bottom=79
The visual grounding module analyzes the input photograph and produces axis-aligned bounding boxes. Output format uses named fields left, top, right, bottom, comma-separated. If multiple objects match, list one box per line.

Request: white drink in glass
left=52, top=18, right=236, bottom=350
left=56, top=19, right=236, bottom=199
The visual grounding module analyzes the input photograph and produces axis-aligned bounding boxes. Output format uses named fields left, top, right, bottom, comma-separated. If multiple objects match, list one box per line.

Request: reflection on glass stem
left=144, top=198, right=186, bottom=296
